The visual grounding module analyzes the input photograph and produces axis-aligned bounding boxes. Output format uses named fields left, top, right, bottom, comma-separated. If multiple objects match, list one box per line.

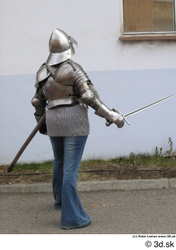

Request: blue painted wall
left=0, top=67, right=175, bottom=164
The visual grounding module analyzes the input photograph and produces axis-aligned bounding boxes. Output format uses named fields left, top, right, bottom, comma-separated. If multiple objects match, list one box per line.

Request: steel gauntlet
left=95, top=104, right=124, bottom=128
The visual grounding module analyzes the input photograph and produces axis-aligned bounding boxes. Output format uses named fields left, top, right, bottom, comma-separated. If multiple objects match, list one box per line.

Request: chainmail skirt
left=46, top=104, right=90, bottom=137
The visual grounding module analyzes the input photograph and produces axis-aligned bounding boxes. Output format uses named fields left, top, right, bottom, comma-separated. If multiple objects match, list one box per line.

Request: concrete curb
left=0, top=178, right=176, bottom=194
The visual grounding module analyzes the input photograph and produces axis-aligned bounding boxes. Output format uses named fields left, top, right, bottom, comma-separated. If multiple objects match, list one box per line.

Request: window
left=120, top=0, right=176, bottom=40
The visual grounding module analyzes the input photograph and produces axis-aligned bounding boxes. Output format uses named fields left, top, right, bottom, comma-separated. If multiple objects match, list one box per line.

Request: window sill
left=120, top=33, right=176, bottom=41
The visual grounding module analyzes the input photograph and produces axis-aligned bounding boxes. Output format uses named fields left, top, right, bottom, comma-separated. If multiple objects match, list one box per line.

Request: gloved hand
left=39, top=123, right=47, bottom=135
left=95, top=104, right=124, bottom=128
left=106, top=109, right=124, bottom=128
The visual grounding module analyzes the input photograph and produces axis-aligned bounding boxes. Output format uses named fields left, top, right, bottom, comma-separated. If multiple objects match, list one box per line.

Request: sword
left=111, top=92, right=176, bottom=126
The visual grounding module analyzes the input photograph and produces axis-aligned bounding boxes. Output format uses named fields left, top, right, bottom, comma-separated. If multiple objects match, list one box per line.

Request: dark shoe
left=61, top=221, right=91, bottom=230
left=54, top=205, right=62, bottom=211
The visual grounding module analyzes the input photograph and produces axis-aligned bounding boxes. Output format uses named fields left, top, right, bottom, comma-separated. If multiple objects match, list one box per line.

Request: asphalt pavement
left=1, top=182, right=176, bottom=234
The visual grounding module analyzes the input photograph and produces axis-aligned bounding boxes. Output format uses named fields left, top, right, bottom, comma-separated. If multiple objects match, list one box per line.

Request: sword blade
left=124, top=93, right=176, bottom=118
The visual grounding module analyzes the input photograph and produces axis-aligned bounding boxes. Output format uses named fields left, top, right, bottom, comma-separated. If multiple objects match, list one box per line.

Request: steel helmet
left=46, top=28, right=78, bottom=66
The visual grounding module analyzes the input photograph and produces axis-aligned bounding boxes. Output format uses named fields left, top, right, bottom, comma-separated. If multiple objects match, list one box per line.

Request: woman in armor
left=32, top=28, right=124, bottom=230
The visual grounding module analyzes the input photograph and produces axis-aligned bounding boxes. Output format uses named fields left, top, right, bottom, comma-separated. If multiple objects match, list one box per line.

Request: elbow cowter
left=80, top=90, right=102, bottom=110
left=31, top=96, right=41, bottom=107
left=31, top=96, right=46, bottom=117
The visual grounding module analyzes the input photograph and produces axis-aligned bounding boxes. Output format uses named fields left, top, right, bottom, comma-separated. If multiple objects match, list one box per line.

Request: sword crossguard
left=123, top=116, right=130, bottom=125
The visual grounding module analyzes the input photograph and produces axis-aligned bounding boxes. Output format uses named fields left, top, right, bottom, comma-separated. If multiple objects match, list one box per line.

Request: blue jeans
left=50, top=136, right=91, bottom=229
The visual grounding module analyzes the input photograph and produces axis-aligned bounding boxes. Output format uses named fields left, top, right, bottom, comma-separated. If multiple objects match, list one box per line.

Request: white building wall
left=0, top=0, right=176, bottom=164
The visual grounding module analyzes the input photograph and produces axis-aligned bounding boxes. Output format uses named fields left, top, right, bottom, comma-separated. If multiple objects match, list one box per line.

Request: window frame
left=120, top=0, right=176, bottom=41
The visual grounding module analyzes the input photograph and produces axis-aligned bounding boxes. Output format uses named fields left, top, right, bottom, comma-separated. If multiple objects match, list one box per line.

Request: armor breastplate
left=43, top=61, right=78, bottom=109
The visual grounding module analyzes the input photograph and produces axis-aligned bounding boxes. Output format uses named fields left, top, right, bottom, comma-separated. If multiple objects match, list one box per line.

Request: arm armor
left=74, top=69, right=124, bottom=128
left=74, top=69, right=101, bottom=109
left=31, top=88, right=46, bottom=122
